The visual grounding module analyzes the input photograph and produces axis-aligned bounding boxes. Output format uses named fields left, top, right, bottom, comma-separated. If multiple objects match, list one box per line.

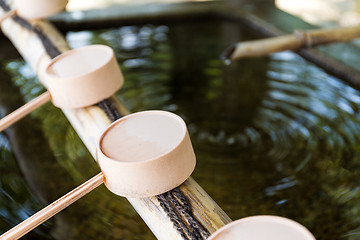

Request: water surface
left=1, top=21, right=360, bottom=239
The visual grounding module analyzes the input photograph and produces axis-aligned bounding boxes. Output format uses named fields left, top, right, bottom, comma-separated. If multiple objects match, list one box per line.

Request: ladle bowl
left=208, top=216, right=316, bottom=240
left=14, top=0, right=68, bottom=20
left=45, top=44, right=124, bottom=108
left=97, top=110, right=196, bottom=198
left=0, top=44, right=124, bottom=133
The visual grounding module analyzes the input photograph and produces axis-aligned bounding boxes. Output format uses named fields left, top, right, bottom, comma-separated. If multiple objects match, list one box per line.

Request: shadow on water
left=2, top=19, right=360, bottom=239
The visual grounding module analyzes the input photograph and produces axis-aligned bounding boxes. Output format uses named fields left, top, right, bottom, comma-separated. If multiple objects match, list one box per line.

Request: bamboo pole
left=225, top=11, right=360, bottom=91
left=0, top=91, right=51, bottom=132
left=0, top=173, right=104, bottom=240
left=0, top=8, right=231, bottom=240
left=224, top=26, right=360, bottom=61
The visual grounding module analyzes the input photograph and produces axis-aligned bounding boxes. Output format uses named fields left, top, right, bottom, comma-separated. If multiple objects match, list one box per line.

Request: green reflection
left=1, top=20, right=360, bottom=240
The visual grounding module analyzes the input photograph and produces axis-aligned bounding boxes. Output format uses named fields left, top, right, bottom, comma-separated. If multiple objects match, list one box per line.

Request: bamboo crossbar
left=224, top=25, right=360, bottom=61
left=0, top=6, right=231, bottom=240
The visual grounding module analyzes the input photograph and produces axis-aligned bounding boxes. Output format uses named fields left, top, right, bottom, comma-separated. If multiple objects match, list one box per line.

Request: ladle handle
left=0, top=91, right=51, bottom=132
left=0, top=9, right=16, bottom=24
left=0, top=173, right=104, bottom=240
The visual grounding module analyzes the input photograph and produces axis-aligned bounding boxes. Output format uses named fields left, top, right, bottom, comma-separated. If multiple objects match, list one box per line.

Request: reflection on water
left=1, top=21, right=360, bottom=239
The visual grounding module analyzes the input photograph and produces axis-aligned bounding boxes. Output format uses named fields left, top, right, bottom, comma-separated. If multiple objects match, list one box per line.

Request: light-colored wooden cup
left=45, top=44, right=124, bottom=108
left=208, top=216, right=316, bottom=240
left=14, top=0, right=68, bottom=20
left=97, top=110, right=196, bottom=198
left=0, top=44, right=123, bottom=133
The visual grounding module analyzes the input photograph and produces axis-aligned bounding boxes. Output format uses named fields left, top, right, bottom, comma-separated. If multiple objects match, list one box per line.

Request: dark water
left=1, top=20, right=360, bottom=239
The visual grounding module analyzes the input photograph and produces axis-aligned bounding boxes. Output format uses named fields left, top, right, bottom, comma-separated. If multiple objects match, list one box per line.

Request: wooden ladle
left=0, top=110, right=196, bottom=240
left=0, top=45, right=124, bottom=132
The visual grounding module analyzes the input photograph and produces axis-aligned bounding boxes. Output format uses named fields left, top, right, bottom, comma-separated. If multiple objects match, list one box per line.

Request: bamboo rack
left=0, top=8, right=231, bottom=240
left=224, top=26, right=360, bottom=61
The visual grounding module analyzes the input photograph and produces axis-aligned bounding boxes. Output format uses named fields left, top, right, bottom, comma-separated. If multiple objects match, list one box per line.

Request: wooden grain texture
left=0, top=6, right=231, bottom=240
